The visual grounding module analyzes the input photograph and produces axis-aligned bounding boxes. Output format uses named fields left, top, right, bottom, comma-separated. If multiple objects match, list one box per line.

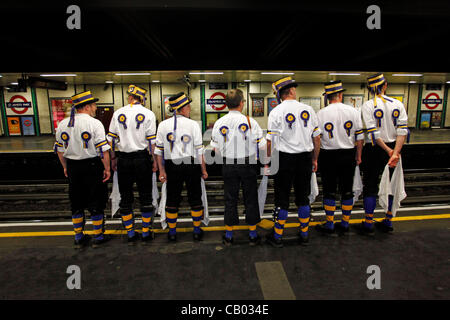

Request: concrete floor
left=0, top=218, right=448, bottom=300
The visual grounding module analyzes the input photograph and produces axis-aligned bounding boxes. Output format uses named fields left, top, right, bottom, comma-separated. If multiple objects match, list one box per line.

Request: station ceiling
left=0, top=1, right=448, bottom=73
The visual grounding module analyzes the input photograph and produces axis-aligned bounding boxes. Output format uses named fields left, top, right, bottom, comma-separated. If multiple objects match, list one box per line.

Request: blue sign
left=6, top=102, right=32, bottom=108
left=422, top=99, right=442, bottom=104
left=207, top=99, right=226, bottom=105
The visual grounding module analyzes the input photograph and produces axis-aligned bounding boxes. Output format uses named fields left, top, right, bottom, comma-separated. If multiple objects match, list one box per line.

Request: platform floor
left=0, top=208, right=449, bottom=300
left=0, top=128, right=449, bottom=153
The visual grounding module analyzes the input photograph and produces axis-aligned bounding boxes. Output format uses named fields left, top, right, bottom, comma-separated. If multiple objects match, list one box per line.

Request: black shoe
left=168, top=232, right=177, bottom=242
left=127, top=232, right=140, bottom=245
left=92, top=234, right=111, bottom=247
left=334, top=222, right=350, bottom=234
left=222, top=234, right=233, bottom=246
left=265, top=231, right=283, bottom=248
left=142, top=231, right=155, bottom=243
left=375, top=220, right=394, bottom=233
left=315, top=223, right=335, bottom=235
left=298, top=232, right=309, bottom=246
left=193, top=229, right=204, bottom=241
left=354, top=222, right=375, bottom=236
left=249, top=234, right=261, bottom=246
left=74, top=234, right=91, bottom=248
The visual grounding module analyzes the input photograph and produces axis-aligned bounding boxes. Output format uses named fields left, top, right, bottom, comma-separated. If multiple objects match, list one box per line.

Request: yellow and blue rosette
left=118, top=114, right=127, bottom=129
left=81, top=131, right=91, bottom=149
left=238, top=123, right=249, bottom=140
left=324, top=122, right=334, bottom=139
left=220, top=126, right=229, bottom=142
left=285, top=113, right=296, bottom=129
left=300, top=110, right=310, bottom=127
left=374, top=109, right=384, bottom=127
left=392, top=109, right=400, bottom=126
left=344, top=121, right=353, bottom=137
left=61, top=132, right=70, bottom=148
left=181, top=134, right=192, bottom=153
left=135, top=113, right=145, bottom=129
left=167, top=132, right=175, bottom=151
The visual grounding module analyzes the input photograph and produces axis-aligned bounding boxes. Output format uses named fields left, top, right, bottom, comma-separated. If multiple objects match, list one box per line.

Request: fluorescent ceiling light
left=198, top=80, right=206, bottom=82
left=10, top=82, right=18, bottom=85
left=409, top=81, right=417, bottom=84
left=189, top=72, right=223, bottom=75
left=392, top=73, right=423, bottom=77
left=244, top=79, right=251, bottom=82
left=261, top=72, right=294, bottom=75
left=152, top=80, right=160, bottom=83
left=105, top=80, right=114, bottom=83
left=0, top=75, right=3, bottom=78
left=329, top=72, right=360, bottom=76
left=115, top=73, right=151, bottom=76
left=40, top=74, right=77, bottom=77
left=446, top=81, right=450, bottom=83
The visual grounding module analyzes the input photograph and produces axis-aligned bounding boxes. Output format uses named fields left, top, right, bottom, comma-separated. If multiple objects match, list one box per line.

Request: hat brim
left=323, top=88, right=346, bottom=96
left=74, top=98, right=99, bottom=108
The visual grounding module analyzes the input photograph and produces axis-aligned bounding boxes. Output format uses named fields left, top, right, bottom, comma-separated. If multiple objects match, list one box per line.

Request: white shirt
left=210, top=111, right=266, bottom=159
left=317, top=102, right=364, bottom=150
left=107, top=103, right=157, bottom=153
left=55, top=113, right=110, bottom=160
left=266, top=99, right=321, bottom=154
left=154, top=115, right=204, bottom=160
left=361, top=95, right=408, bottom=144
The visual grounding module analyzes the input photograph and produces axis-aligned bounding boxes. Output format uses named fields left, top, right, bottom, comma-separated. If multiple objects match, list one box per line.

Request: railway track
left=0, top=168, right=449, bottom=221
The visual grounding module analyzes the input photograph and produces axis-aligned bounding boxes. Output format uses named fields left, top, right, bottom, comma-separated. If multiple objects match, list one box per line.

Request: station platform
left=0, top=129, right=449, bottom=154
left=0, top=206, right=449, bottom=300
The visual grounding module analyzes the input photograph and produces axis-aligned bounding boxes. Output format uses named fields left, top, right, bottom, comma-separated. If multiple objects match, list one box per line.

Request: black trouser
left=274, top=151, right=312, bottom=210
left=67, top=157, right=108, bottom=215
left=222, top=160, right=261, bottom=226
left=165, top=158, right=202, bottom=209
left=360, top=142, right=395, bottom=197
left=117, top=150, right=153, bottom=214
left=318, top=148, right=356, bottom=200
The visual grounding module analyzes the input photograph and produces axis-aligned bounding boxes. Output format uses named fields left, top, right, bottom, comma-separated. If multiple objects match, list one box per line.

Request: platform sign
left=7, top=117, right=21, bottom=135
left=205, top=91, right=227, bottom=112
left=421, top=85, right=444, bottom=111
left=4, top=93, right=34, bottom=116
left=20, top=116, right=35, bottom=136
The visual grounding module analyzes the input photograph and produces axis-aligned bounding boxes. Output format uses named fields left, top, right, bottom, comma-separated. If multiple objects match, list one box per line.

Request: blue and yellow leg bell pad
left=191, top=208, right=203, bottom=234
left=225, top=225, right=233, bottom=240
left=323, top=199, right=336, bottom=229
left=91, top=214, right=104, bottom=240
left=363, top=196, right=377, bottom=229
left=141, top=211, right=153, bottom=237
left=273, top=209, right=288, bottom=240
left=249, top=225, right=257, bottom=239
left=298, top=206, right=310, bottom=237
left=341, top=198, right=354, bottom=228
left=166, top=209, right=178, bottom=236
left=121, top=212, right=135, bottom=238
left=72, top=212, right=85, bottom=241
left=384, top=195, right=394, bottom=227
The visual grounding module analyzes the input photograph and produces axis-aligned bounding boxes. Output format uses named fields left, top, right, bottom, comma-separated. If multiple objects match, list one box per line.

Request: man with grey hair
left=210, top=89, right=267, bottom=246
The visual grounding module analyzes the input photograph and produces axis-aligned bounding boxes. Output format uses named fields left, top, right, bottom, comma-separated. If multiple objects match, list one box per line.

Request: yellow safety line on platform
left=0, top=213, right=450, bottom=238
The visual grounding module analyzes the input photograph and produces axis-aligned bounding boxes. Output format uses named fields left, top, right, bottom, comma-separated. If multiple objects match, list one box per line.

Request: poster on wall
left=252, top=97, right=264, bottom=117
left=389, top=95, right=404, bottom=103
left=267, top=97, right=278, bottom=115
left=431, top=112, right=442, bottom=128
left=162, top=95, right=174, bottom=119
left=420, top=112, right=431, bottom=128
left=7, top=117, right=21, bottom=136
left=300, top=97, right=321, bottom=112
left=343, top=94, right=364, bottom=112
left=20, top=117, right=35, bottom=136
left=51, top=98, right=72, bottom=131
